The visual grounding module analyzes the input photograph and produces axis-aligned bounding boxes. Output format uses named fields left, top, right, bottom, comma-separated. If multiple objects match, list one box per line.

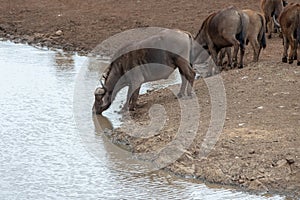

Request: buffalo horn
left=273, top=15, right=281, bottom=28
left=100, top=79, right=107, bottom=91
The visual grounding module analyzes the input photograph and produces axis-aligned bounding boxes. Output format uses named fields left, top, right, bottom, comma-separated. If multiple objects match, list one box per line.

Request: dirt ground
left=1, top=0, right=299, bottom=198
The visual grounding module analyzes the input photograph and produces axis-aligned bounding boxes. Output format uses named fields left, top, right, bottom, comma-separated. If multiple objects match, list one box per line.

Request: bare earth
left=0, top=0, right=299, bottom=198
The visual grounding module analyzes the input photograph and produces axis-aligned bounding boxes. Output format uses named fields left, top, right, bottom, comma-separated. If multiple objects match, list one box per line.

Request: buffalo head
left=93, top=87, right=111, bottom=115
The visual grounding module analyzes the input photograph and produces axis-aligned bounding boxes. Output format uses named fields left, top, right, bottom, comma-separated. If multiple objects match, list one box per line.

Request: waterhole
left=0, top=41, right=283, bottom=199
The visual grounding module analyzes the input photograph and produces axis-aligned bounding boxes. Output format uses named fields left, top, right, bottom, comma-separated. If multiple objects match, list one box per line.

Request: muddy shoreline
left=1, top=0, right=299, bottom=198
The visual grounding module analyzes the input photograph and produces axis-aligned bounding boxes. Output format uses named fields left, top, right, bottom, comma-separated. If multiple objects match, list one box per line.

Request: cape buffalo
left=278, top=3, right=300, bottom=65
left=243, top=9, right=267, bottom=62
left=218, top=9, right=267, bottom=65
left=261, top=0, right=287, bottom=38
left=93, top=30, right=197, bottom=114
left=195, top=6, right=249, bottom=69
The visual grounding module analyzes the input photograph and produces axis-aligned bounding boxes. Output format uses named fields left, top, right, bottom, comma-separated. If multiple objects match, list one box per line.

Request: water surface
left=0, top=41, right=283, bottom=199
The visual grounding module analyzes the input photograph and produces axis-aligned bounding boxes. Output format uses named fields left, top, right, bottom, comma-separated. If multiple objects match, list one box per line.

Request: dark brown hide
left=195, top=6, right=249, bottom=69
left=243, top=9, right=267, bottom=62
left=219, top=9, right=267, bottom=66
left=279, top=3, right=300, bottom=65
left=261, top=0, right=285, bottom=38
left=93, top=31, right=196, bottom=114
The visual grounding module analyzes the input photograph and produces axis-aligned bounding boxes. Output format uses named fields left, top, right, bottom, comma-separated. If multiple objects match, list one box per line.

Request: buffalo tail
left=237, top=12, right=247, bottom=50
left=259, top=13, right=267, bottom=49
left=297, top=13, right=300, bottom=44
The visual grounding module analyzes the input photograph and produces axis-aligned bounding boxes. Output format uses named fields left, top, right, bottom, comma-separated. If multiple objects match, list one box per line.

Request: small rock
left=257, top=174, right=265, bottom=179
left=34, top=33, right=44, bottom=39
left=23, top=35, right=35, bottom=43
left=286, top=156, right=295, bottom=165
left=248, top=180, right=268, bottom=191
left=238, top=179, right=245, bottom=184
left=257, top=106, right=264, bottom=110
left=249, top=149, right=255, bottom=154
left=277, top=159, right=287, bottom=167
left=55, top=30, right=63, bottom=36
left=258, top=168, right=265, bottom=173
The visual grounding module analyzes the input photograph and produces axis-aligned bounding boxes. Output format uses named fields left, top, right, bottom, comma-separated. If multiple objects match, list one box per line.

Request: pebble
left=286, top=156, right=295, bottom=165
left=55, top=30, right=63, bottom=36
left=238, top=123, right=245, bottom=127
left=276, top=159, right=287, bottom=167
left=238, top=179, right=245, bottom=184
left=249, top=149, right=255, bottom=154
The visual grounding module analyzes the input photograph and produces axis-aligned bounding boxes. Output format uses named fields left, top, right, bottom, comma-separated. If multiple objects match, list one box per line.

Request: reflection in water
left=53, top=51, right=75, bottom=71
left=0, top=41, right=284, bottom=200
left=92, top=114, right=113, bottom=132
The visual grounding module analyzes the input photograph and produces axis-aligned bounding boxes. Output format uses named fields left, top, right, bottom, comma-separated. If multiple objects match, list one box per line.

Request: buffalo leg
left=239, top=46, right=245, bottom=68
left=206, top=46, right=219, bottom=76
left=123, top=85, right=140, bottom=112
left=219, top=47, right=232, bottom=68
left=282, top=35, right=289, bottom=63
left=129, top=87, right=141, bottom=111
left=266, top=16, right=273, bottom=39
left=250, top=37, right=260, bottom=62
left=210, top=48, right=218, bottom=66
left=178, top=74, right=187, bottom=98
left=297, top=41, right=300, bottom=66
left=227, top=38, right=240, bottom=68
left=176, top=57, right=195, bottom=97
left=225, top=47, right=232, bottom=67
left=217, top=48, right=226, bottom=66
left=292, top=40, right=297, bottom=61
left=122, top=90, right=131, bottom=112
left=217, top=47, right=231, bottom=68
left=287, top=35, right=296, bottom=64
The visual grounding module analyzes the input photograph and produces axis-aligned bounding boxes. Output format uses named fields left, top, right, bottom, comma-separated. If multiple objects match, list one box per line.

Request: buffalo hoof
left=129, top=107, right=136, bottom=111
left=187, top=92, right=193, bottom=97
left=297, top=61, right=300, bottom=66
left=282, top=57, right=288, bottom=63
left=232, top=62, right=238, bottom=68
left=288, top=59, right=294, bottom=64
left=268, top=34, right=272, bottom=39
left=177, top=93, right=184, bottom=98
left=238, top=64, right=244, bottom=69
left=206, top=72, right=212, bottom=78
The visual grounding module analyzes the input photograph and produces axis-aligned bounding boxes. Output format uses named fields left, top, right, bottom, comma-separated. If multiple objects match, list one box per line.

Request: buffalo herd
left=93, top=0, right=299, bottom=114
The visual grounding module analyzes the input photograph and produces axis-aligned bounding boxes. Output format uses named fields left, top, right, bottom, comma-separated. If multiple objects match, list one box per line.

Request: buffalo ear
left=102, top=72, right=108, bottom=79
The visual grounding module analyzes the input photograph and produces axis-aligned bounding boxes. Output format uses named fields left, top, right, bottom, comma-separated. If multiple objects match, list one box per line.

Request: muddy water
left=0, top=41, right=283, bottom=199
